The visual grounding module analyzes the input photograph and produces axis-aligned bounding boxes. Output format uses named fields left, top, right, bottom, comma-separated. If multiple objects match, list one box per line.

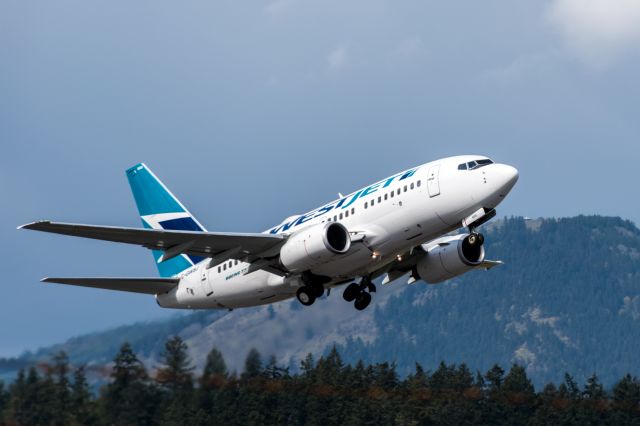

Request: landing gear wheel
left=296, top=287, right=316, bottom=306
left=354, top=292, right=372, bottom=311
left=343, top=283, right=360, bottom=302
left=312, top=284, right=325, bottom=298
left=467, top=231, right=485, bottom=246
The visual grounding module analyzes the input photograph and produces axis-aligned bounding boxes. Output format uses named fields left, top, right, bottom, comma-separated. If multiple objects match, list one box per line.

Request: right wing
left=19, top=221, right=286, bottom=267
left=42, top=277, right=179, bottom=294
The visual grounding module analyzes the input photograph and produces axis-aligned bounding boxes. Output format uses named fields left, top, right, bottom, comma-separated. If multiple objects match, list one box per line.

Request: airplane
left=19, top=155, right=518, bottom=311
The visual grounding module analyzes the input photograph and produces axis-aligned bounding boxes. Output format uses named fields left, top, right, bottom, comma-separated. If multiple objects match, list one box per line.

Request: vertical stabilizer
left=126, top=163, right=207, bottom=277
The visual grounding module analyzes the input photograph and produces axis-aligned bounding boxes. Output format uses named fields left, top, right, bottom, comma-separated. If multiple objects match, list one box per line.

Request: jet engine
left=416, top=233, right=485, bottom=284
left=280, top=222, right=351, bottom=272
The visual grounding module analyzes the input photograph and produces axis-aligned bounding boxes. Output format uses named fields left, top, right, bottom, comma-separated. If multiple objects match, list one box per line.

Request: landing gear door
left=427, top=164, right=441, bottom=197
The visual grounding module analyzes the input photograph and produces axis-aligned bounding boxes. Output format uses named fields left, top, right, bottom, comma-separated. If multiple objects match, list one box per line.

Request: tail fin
left=126, top=163, right=207, bottom=277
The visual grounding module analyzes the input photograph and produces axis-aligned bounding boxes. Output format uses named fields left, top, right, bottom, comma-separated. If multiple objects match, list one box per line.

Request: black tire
left=468, top=233, right=478, bottom=245
left=312, top=284, right=325, bottom=298
left=343, top=283, right=360, bottom=302
left=296, top=287, right=316, bottom=306
left=354, top=292, right=372, bottom=311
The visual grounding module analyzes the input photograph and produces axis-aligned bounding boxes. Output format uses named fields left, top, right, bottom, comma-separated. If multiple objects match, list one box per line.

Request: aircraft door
left=201, top=268, right=214, bottom=297
left=427, top=164, right=441, bottom=197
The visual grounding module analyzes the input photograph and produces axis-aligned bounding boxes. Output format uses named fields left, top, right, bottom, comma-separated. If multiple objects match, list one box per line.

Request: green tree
left=156, top=336, right=196, bottom=426
left=49, top=351, right=72, bottom=425
left=485, top=364, right=505, bottom=392
left=101, top=342, right=159, bottom=425
left=202, top=347, right=228, bottom=380
left=242, top=348, right=263, bottom=379
left=71, top=365, right=96, bottom=425
left=156, top=335, right=194, bottom=393
left=612, top=374, right=640, bottom=411
left=583, top=373, right=606, bottom=401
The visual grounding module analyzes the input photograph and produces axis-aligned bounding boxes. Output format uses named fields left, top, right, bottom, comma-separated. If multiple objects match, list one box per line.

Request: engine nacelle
left=416, top=234, right=485, bottom=284
left=280, top=222, right=351, bottom=272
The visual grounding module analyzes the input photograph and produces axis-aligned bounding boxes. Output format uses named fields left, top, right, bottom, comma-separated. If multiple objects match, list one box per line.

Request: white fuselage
left=157, top=155, right=518, bottom=309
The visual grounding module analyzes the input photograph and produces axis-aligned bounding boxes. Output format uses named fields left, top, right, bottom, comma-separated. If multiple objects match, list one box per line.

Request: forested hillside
left=338, top=216, right=640, bottom=386
left=1, top=216, right=639, bottom=389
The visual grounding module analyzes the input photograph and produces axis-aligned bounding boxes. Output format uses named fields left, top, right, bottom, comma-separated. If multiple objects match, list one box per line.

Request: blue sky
left=1, top=0, right=639, bottom=356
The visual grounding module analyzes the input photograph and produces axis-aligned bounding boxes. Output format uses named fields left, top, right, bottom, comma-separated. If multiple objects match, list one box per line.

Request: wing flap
left=42, top=277, right=180, bottom=294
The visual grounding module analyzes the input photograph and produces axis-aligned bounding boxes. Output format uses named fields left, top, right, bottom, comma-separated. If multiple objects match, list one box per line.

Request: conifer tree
left=101, top=342, right=158, bottom=426
left=583, top=373, right=606, bottom=401
left=242, top=348, right=262, bottom=379
left=485, top=364, right=505, bottom=392
left=71, top=365, right=95, bottom=425
left=156, top=336, right=196, bottom=426
left=612, top=374, right=640, bottom=410
left=156, top=336, right=194, bottom=393
left=50, top=351, right=72, bottom=425
left=200, top=346, right=228, bottom=389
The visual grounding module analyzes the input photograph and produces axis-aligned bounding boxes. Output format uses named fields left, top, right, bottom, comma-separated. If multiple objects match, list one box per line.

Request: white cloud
left=547, top=0, right=640, bottom=69
left=327, top=44, right=349, bottom=70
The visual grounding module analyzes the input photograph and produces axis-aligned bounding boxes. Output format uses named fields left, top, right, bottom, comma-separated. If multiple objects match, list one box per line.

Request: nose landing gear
left=343, top=276, right=376, bottom=310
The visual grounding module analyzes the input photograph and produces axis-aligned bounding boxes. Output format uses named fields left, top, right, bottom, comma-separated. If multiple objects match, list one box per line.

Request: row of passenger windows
left=215, top=179, right=423, bottom=274
left=217, top=259, right=239, bottom=273
left=458, top=159, right=493, bottom=170
left=363, top=180, right=421, bottom=209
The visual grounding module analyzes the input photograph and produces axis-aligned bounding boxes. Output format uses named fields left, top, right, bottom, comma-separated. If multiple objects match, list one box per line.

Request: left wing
left=19, top=221, right=286, bottom=266
left=42, top=277, right=179, bottom=294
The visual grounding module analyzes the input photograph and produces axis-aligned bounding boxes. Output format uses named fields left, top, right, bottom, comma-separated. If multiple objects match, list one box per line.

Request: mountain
left=1, top=216, right=639, bottom=388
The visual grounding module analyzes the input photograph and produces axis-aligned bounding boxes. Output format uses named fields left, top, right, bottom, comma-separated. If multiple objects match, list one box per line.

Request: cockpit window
left=458, top=158, right=494, bottom=171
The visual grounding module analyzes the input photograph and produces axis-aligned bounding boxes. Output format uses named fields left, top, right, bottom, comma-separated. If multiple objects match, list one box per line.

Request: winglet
left=17, top=220, right=51, bottom=230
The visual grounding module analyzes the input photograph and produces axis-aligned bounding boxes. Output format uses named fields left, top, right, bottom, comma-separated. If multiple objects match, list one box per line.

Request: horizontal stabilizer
left=42, top=277, right=179, bottom=294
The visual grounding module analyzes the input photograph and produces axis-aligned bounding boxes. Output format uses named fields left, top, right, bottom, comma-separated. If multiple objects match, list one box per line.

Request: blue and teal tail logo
left=126, top=163, right=206, bottom=277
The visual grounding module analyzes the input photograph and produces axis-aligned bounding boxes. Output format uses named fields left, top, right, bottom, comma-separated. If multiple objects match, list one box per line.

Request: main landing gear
left=343, top=276, right=376, bottom=311
left=295, top=283, right=325, bottom=306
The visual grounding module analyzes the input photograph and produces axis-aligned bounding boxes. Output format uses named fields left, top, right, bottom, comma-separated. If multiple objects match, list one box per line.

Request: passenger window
left=351, top=208, right=355, bottom=214
left=218, top=266, right=221, bottom=273
left=223, top=264, right=227, bottom=271
left=390, top=191, right=394, bottom=198
left=410, top=183, right=414, bottom=190
left=384, top=194, right=388, bottom=200
left=371, top=199, right=375, bottom=206
left=345, top=210, right=349, bottom=218
left=378, top=196, right=382, bottom=203
left=333, top=215, right=337, bottom=221
left=339, top=213, right=343, bottom=220
left=364, top=202, right=368, bottom=209
left=417, top=180, right=421, bottom=187
left=404, top=185, right=407, bottom=192
left=235, top=260, right=238, bottom=265
left=397, top=189, right=401, bottom=195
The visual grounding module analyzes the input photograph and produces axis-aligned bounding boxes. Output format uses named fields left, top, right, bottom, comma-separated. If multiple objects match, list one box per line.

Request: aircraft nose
left=494, top=163, right=519, bottom=193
